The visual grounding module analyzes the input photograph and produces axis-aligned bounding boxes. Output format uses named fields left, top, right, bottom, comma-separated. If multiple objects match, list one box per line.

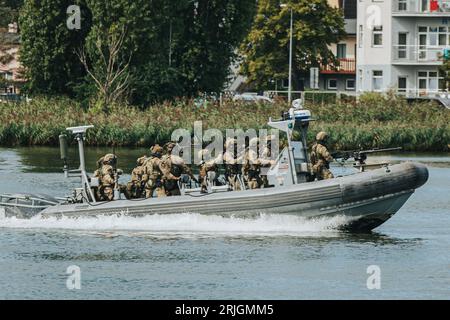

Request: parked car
left=0, top=93, right=30, bottom=103
left=233, top=93, right=274, bottom=104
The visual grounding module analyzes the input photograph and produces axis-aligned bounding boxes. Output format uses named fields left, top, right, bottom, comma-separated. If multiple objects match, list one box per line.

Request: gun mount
left=333, top=147, right=402, bottom=172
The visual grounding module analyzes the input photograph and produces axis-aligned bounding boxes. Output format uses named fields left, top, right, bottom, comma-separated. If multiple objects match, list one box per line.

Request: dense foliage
left=0, top=94, right=449, bottom=152
left=18, top=0, right=257, bottom=105
left=0, top=0, right=23, bottom=28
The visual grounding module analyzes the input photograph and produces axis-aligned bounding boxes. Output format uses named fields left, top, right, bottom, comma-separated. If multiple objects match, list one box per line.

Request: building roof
left=0, top=31, right=21, bottom=46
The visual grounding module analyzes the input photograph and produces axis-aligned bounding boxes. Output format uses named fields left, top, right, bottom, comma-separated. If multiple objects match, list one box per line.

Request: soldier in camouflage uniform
left=310, top=131, right=334, bottom=180
left=94, top=153, right=118, bottom=201
left=242, top=137, right=263, bottom=189
left=126, top=156, right=147, bottom=199
left=223, top=138, right=244, bottom=191
left=143, top=144, right=167, bottom=198
left=198, top=149, right=222, bottom=193
left=259, top=135, right=276, bottom=188
left=161, top=142, right=197, bottom=196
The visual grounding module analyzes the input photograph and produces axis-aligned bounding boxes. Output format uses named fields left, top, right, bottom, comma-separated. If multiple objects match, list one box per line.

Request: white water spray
left=0, top=212, right=356, bottom=237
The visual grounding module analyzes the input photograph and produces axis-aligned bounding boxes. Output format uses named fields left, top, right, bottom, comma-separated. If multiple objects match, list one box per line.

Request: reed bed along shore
left=0, top=94, right=449, bottom=151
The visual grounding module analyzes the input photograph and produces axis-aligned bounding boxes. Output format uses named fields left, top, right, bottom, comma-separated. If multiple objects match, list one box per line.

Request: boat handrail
left=0, top=194, right=60, bottom=206
left=0, top=202, right=51, bottom=210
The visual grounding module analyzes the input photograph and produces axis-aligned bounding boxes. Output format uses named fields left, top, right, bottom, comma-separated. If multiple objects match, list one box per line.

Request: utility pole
left=281, top=4, right=294, bottom=105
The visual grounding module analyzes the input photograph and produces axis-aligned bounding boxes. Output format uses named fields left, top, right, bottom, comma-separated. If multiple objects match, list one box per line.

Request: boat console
left=267, top=104, right=313, bottom=186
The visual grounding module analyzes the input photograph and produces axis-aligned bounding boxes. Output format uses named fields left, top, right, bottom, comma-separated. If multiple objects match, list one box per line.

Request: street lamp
left=280, top=3, right=293, bottom=105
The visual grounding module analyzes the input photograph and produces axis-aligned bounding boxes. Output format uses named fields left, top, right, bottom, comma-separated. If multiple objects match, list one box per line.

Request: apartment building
left=320, top=0, right=358, bottom=92
left=357, top=0, right=450, bottom=97
left=0, top=23, right=22, bottom=94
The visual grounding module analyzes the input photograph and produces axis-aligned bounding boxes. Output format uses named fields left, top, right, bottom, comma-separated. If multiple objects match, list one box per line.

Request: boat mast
left=66, top=125, right=96, bottom=203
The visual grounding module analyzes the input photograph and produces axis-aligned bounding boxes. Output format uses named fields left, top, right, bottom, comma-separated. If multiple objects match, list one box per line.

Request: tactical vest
left=225, top=163, right=240, bottom=176
left=148, top=157, right=163, bottom=179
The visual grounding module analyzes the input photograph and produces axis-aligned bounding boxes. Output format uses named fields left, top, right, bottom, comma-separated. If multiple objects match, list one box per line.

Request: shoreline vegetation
left=0, top=93, right=449, bottom=152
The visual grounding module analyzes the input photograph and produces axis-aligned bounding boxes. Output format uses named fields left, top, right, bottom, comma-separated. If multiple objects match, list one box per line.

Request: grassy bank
left=0, top=94, right=449, bottom=151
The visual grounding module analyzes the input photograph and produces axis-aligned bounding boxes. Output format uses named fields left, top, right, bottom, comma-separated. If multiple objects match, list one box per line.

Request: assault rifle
left=332, top=147, right=402, bottom=166
left=111, top=150, right=123, bottom=199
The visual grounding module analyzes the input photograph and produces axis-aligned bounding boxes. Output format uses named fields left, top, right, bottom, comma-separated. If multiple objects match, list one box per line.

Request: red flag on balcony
left=430, top=0, right=439, bottom=11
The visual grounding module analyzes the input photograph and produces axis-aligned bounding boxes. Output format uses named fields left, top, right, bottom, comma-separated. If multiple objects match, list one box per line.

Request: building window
left=418, top=70, right=445, bottom=94
left=327, top=79, right=338, bottom=90
left=417, top=26, right=450, bottom=61
left=337, top=44, right=347, bottom=59
left=398, top=77, right=407, bottom=93
left=372, top=70, right=383, bottom=92
left=282, top=79, right=289, bottom=88
left=346, top=79, right=356, bottom=91
left=398, top=33, right=408, bottom=59
left=372, top=26, right=383, bottom=47
left=398, top=0, right=407, bottom=11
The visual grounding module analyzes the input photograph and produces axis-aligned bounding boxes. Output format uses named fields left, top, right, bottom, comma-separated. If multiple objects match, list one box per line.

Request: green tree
left=172, top=0, right=257, bottom=97
left=240, top=0, right=346, bottom=90
left=19, top=0, right=90, bottom=95
left=19, top=0, right=256, bottom=105
left=0, top=0, right=23, bottom=28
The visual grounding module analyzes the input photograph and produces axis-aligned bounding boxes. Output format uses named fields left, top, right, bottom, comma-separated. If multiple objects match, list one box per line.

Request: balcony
left=396, top=88, right=448, bottom=97
left=392, top=45, right=448, bottom=64
left=321, top=58, right=356, bottom=74
left=392, top=0, right=450, bottom=16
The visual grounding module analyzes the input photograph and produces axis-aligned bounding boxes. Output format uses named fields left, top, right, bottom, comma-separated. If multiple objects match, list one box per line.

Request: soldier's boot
left=248, top=179, right=258, bottom=189
left=155, top=187, right=166, bottom=198
left=125, top=182, right=135, bottom=199
left=230, top=176, right=241, bottom=191
left=168, top=188, right=181, bottom=196
left=145, top=187, right=154, bottom=198
left=322, top=168, right=334, bottom=180
left=261, top=176, right=269, bottom=188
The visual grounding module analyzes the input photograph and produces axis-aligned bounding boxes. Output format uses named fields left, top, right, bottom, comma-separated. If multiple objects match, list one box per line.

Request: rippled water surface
left=0, top=147, right=449, bottom=299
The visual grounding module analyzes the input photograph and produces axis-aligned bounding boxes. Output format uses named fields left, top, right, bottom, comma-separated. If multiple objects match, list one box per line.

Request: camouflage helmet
left=150, top=144, right=163, bottom=154
left=316, top=131, right=329, bottom=142
left=103, top=153, right=116, bottom=164
left=136, top=156, right=146, bottom=166
left=164, top=142, right=176, bottom=153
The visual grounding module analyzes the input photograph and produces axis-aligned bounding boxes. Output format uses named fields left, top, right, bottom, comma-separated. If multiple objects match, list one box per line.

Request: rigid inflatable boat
left=0, top=107, right=429, bottom=231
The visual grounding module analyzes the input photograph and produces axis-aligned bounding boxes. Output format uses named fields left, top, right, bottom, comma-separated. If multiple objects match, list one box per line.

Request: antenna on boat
left=65, top=125, right=96, bottom=203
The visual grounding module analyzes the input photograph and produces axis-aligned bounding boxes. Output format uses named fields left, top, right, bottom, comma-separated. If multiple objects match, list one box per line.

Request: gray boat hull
left=36, top=162, right=428, bottom=232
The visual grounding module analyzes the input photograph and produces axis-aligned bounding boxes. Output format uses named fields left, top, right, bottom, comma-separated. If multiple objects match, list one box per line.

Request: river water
left=0, top=147, right=449, bottom=299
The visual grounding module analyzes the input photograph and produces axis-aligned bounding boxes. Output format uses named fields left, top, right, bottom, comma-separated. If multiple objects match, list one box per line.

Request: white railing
left=392, top=45, right=448, bottom=63
left=395, top=88, right=449, bottom=98
left=393, top=0, right=450, bottom=14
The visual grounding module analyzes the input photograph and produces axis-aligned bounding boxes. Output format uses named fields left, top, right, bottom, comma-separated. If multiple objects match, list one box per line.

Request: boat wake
left=0, top=212, right=358, bottom=237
